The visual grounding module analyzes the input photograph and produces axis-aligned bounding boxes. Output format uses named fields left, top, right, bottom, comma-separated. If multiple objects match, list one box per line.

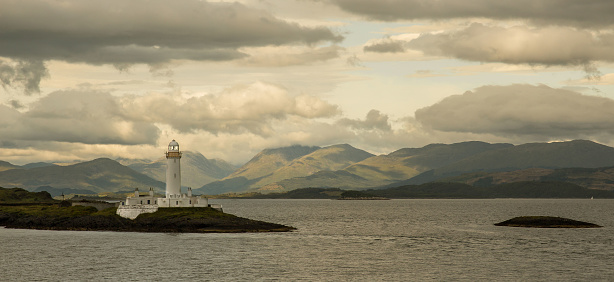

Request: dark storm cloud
left=0, top=0, right=342, bottom=65
left=415, top=84, right=614, bottom=138
left=325, top=0, right=614, bottom=27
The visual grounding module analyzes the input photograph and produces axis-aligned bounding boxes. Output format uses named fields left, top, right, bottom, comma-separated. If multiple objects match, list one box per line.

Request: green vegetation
left=0, top=187, right=57, bottom=203
left=495, top=216, right=602, bottom=228
left=0, top=204, right=97, bottom=217
left=340, top=190, right=376, bottom=198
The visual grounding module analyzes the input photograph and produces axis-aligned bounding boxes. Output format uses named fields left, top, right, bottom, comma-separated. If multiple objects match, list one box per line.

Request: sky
left=2, top=0, right=614, bottom=165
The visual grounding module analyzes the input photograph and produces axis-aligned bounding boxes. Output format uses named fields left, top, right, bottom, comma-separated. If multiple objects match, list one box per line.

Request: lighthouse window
left=174, top=173, right=177, bottom=178
left=176, top=201, right=179, bottom=205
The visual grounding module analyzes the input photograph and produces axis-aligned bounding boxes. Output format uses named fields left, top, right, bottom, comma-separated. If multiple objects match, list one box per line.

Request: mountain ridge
left=0, top=158, right=164, bottom=194
left=197, top=144, right=373, bottom=194
left=396, top=140, right=614, bottom=186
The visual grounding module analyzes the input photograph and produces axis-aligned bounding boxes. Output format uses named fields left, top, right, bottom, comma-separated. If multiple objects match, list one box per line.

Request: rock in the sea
left=495, top=216, right=602, bottom=228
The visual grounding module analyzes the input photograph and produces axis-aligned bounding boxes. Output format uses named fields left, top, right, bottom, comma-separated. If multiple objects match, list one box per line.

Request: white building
left=117, top=140, right=219, bottom=219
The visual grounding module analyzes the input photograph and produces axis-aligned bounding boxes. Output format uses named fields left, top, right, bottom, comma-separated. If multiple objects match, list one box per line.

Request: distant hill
left=0, top=187, right=56, bottom=203
left=31, top=186, right=96, bottom=197
left=0, top=161, right=20, bottom=172
left=393, top=140, right=614, bottom=186
left=123, top=151, right=236, bottom=189
left=21, top=162, right=58, bottom=169
left=197, top=144, right=373, bottom=194
left=226, top=145, right=320, bottom=180
left=221, top=181, right=614, bottom=199
left=0, top=158, right=164, bottom=193
left=439, top=166, right=614, bottom=191
left=258, top=141, right=513, bottom=191
left=368, top=181, right=614, bottom=199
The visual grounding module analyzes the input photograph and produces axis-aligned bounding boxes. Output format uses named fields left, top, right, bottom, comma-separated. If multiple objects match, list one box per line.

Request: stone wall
left=116, top=204, right=158, bottom=220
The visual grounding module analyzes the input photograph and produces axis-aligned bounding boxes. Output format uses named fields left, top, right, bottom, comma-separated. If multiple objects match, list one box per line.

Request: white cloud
left=415, top=84, right=614, bottom=139
left=124, top=82, right=340, bottom=135
left=407, top=23, right=614, bottom=67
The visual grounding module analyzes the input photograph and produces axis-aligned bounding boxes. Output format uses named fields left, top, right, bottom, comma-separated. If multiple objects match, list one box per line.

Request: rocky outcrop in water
left=494, top=216, right=602, bottom=228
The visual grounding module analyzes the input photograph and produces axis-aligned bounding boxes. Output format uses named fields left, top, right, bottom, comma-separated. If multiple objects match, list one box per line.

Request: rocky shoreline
left=0, top=205, right=295, bottom=233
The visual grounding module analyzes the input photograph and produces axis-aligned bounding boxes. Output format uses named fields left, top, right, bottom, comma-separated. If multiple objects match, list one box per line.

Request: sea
left=1, top=199, right=613, bottom=281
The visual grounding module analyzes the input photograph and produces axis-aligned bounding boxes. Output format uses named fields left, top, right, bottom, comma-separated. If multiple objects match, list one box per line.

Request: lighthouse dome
left=168, top=140, right=180, bottom=152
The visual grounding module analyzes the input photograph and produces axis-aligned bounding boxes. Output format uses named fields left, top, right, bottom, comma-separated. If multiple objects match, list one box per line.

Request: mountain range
left=3, top=140, right=614, bottom=196
left=198, top=140, right=614, bottom=194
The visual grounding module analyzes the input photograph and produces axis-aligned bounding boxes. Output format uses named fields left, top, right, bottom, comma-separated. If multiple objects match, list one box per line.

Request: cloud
left=0, top=82, right=341, bottom=157
left=0, top=0, right=342, bottom=92
left=0, top=59, right=49, bottom=94
left=406, top=23, right=614, bottom=69
left=239, top=46, right=342, bottom=67
left=566, top=73, right=614, bottom=85
left=123, top=82, right=340, bottom=136
left=415, top=84, right=614, bottom=139
left=0, top=90, right=160, bottom=145
left=364, top=37, right=406, bottom=53
left=0, top=0, right=341, bottom=64
left=324, top=0, right=614, bottom=27
left=337, top=110, right=392, bottom=131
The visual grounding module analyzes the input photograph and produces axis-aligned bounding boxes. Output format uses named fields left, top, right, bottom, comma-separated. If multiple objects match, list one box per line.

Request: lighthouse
left=116, top=139, right=221, bottom=219
left=165, top=139, right=182, bottom=197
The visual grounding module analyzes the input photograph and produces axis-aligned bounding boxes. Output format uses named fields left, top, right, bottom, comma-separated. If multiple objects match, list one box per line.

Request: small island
left=336, top=190, right=390, bottom=200
left=494, top=216, right=602, bottom=228
left=0, top=188, right=295, bottom=233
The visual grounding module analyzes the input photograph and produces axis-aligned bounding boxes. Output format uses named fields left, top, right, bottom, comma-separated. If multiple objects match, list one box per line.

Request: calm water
left=1, top=199, right=613, bottom=281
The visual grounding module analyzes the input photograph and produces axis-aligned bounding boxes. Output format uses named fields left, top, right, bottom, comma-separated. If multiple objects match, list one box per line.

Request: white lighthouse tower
left=116, top=139, right=221, bottom=219
left=165, top=139, right=182, bottom=197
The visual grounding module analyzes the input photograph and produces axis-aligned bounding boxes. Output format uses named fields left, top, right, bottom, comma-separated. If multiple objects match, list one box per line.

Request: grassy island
left=0, top=187, right=295, bottom=233
left=494, top=216, right=602, bottom=228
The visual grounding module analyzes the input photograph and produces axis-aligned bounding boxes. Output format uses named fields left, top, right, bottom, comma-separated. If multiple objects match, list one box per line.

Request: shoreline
left=0, top=205, right=296, bottom=233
